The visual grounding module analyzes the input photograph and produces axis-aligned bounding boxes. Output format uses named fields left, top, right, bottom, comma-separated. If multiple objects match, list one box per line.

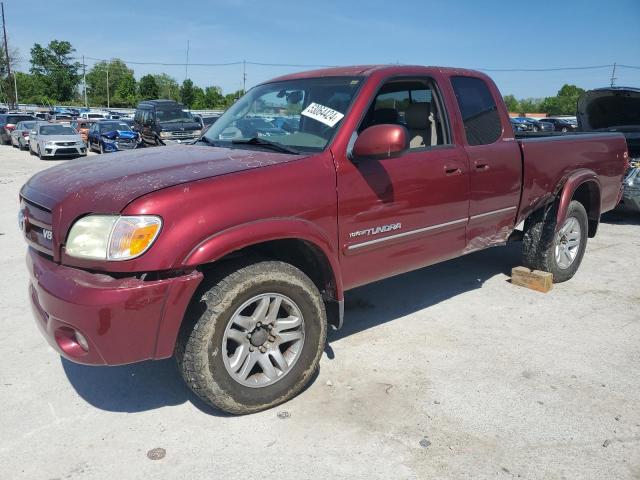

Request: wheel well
left=571, top=181, right=600, bottom=237
left=200, top=239, right=341, bottom=328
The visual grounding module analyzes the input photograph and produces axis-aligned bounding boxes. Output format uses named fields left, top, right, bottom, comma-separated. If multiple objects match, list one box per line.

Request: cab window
left=359, top=78, right=448, bottom=149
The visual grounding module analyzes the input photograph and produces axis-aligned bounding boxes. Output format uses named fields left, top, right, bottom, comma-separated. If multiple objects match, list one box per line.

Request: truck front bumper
left=27, top=249, right=203, bottom=366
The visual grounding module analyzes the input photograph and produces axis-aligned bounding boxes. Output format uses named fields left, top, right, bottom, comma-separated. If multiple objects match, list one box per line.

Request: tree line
left=503, top=84, right=586, bottom=116
left=2, top=39, right=587, bottom=115
left=1, top=39, right=243, bottom=109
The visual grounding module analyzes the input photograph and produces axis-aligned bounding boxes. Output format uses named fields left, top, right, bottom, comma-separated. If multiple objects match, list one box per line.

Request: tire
left=561, top=127, right=568, bottom=132
left=37, top=146, right=42, bottom=159
left=29, top=144, right=35, bottom=156
left=522, top=200, right=588, bottom=282
left=176, top=260, right=327, bottom=414
left=99, top=143, right=104, bottom=154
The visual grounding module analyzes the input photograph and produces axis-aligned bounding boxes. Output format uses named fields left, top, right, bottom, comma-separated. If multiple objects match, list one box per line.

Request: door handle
left=445, top=167, right=463, bottom=176
left=475, top=162, right=489, bottom=170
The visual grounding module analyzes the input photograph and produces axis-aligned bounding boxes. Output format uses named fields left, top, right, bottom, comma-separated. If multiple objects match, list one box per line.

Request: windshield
left=204, top=76, right=362, bottom=152
left=99, top=122, right=132, bottom=132
left=157, top=109, right=193, bottom=123
left=39, top=125, right=76, bottom=135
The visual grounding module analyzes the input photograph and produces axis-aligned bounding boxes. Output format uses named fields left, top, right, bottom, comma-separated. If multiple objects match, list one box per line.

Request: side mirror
left=352, top=124, right=409, bottom=161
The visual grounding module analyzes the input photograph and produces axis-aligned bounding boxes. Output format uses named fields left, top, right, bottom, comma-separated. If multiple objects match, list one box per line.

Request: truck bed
left=515, top=132, right=628, bottom=224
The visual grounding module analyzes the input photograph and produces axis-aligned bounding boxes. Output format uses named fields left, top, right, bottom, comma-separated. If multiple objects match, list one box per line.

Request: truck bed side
left=515, top=132, right=628, bottom=226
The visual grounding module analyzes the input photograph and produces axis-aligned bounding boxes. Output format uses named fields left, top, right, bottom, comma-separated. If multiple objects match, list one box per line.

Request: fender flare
left=181, top=217, right=344, bottom=300
left=555, top=169, right=601, bottom=232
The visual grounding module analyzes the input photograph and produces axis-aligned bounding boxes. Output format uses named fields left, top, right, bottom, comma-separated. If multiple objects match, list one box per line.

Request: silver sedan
left=28, top=123, right=87, bottom=159
left=10, top=120, right=40, bottom=150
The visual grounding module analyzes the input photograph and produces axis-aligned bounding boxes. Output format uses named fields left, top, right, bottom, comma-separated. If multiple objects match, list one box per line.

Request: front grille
left=56, top=148, right=78, bottom=155
left=116, top=140, right=137, bottom=150
left=20, top=197, right=54, bottom=256
left=168, top=131, right=197, bottom=139
left=55, top=141, right=76, bottom=146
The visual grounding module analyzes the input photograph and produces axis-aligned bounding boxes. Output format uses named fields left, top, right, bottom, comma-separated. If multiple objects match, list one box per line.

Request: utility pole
left=82, top=55, right=87, bottom=108
left=106, top=65, right=109, bottom=109
left=609, top=62, right=617, bottom=87
left=1, top=2, right=16, bottom=109
left=185, top=40, right=190, bottom=81
left=242, top=59, right=246, bottom=94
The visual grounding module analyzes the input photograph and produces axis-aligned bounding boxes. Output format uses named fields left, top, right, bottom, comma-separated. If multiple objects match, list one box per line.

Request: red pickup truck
left=21, top=65, right=628, bottom=414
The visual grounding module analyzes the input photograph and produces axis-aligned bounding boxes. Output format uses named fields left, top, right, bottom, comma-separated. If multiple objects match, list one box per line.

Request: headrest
left=405, top=103, right=431, bottom=129
left=371, top=108, right=399, bottom=125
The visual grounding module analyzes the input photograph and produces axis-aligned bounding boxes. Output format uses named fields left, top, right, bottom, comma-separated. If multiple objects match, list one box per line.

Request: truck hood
left=577, top=87, right=640, bottom=157
left=21, top=144, right=303, bottom=218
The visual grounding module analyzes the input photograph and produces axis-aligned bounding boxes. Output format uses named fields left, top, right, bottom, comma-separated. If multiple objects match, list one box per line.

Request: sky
left=4, top=0, right=640, bottom=99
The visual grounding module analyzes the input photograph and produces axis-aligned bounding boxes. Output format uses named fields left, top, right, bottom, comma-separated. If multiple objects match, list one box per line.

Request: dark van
left=133, top=99, right=202, bottom=146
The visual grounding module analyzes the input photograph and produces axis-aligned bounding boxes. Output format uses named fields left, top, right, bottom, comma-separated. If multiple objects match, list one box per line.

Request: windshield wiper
left=231, top=137, right=299, bottom=155
left=197, top=136, right=220, bottom=147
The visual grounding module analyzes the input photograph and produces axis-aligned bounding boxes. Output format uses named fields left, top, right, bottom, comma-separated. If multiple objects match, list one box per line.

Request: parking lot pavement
left=0, top=143, right=639, bottom=479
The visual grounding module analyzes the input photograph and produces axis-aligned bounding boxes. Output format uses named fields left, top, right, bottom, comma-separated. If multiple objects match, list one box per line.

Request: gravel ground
left=1, top=144, right=639, bottom=479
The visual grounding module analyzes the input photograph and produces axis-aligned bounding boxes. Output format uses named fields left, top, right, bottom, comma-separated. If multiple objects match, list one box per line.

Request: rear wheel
left=522, top=200, right=588, bottom=282
left=176, top=260, right=327, bottom=414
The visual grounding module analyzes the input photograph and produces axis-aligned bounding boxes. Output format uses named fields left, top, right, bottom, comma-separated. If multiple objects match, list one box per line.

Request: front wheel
left=522, top=200, right=588, bottom=282
left=176, top=260, right=327, bottom=414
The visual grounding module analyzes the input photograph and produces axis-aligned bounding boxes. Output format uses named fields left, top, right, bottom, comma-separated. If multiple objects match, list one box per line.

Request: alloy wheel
left=222, top=293, right=305, bottom=388
left=554, top=216, right=581, bottom=269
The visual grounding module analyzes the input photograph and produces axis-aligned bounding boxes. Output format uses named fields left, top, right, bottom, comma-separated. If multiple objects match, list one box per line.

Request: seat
left=405, top=103, right=437, bottom=148
left=361, top=108, right=400, bottom=130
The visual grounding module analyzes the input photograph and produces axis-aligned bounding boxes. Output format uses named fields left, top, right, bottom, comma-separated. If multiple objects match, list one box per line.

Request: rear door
left=450, top=75, right=522, bottom=252
left=337, top=77, right=470, bottom=289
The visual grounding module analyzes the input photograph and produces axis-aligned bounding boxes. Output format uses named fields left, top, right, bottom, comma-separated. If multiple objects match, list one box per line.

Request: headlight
left=160, top=131, right=172, bottom=139
left=65, top=215, right=162, bottom=261
left=102, top=137, right=116, bottom=144
left=46, top=141, right=55, bottom=146
left=76, top=140, right=85, bottom=146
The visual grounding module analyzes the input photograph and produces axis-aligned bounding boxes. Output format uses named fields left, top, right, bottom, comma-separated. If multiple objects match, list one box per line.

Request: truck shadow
left=330, top=242, right=522, bottom=341
left=62, top=242, right=522, bottom=415
left=61, top=357, right=227, bottom=416
left=600, top=209, right=640, bottom=226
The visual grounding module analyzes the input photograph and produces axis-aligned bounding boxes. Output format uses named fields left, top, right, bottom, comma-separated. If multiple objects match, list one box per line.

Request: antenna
left=610, top=62, right=617, bottom=87
left=185, top=40, right=190, bottom=80
left=242, top=59, right=246, bottom=93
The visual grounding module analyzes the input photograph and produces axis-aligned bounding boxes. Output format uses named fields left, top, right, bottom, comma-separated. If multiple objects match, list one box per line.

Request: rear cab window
left=451, top=76, right=502, bottom=146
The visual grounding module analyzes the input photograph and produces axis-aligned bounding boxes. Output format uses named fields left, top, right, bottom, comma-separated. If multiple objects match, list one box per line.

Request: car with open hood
left=87, top=120, right=140, bottom=154
left=578, top=87, right=640, bottom=212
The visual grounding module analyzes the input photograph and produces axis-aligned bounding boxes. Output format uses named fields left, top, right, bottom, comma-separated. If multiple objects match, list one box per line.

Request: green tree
left=29, top=40, right=80, bottom=102
left=153, top=73, right=180, bottom=101
left=540, top=84, right=585, bottom=116
left=503, top=94, right=519, bottom=112
left=180, top=78, right=196, bottom=108
left=138, top=74, right=159, bottom=100
left=203, top=86, right=224, bottom=108
left=191, top=86, right=207, bottom=109
left=86, top=58, right=135, bottom=107
left=519, top=98, right=543, bottom=113
left=14, top=72, right=51, bottom=105
left=113, top=73, right=137, bottom=107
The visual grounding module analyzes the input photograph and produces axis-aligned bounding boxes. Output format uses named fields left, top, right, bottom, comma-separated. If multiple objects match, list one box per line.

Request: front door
left=336, top=78, right=470, bottom=289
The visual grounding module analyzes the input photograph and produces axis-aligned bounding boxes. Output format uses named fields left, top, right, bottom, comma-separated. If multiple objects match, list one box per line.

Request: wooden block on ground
left=511, top=266, right=553, bottom=293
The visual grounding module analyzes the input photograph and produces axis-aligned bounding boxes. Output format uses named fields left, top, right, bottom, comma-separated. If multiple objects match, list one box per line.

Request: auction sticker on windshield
left=301, top=102, right=345, bottom=127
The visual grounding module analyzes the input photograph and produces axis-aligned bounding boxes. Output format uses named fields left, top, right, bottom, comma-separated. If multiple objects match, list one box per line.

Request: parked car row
left=7, top=117, right=144, bottom=159
left=509, top=116, right=578, bottom=133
